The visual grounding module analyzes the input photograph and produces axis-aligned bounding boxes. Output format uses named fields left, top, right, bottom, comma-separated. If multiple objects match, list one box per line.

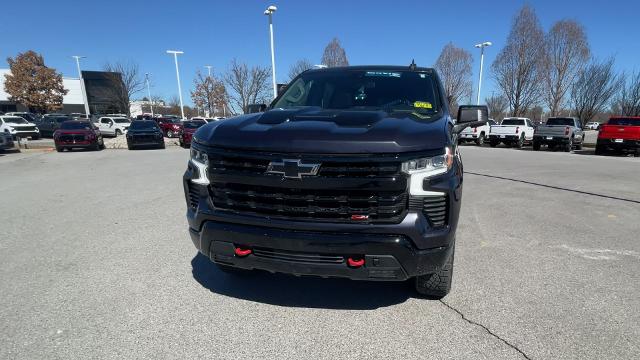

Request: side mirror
left=246, top=104, right=267, bottom=114
left=453, top=105, right=489, bottom=133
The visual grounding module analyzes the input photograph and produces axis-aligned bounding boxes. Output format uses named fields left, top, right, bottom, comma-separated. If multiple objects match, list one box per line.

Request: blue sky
left=2, top=0, right=639, bottom=106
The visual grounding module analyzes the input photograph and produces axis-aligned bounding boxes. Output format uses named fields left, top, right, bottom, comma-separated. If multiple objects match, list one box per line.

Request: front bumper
left=127, top=137, right=164, bottom=147
left=183, top=160, right=461, bottom=281
left=597, top=138, right=640, bottom=151
left=11, top=131, right=39, bottom=139
left=55, top=140, right=96, bottom=148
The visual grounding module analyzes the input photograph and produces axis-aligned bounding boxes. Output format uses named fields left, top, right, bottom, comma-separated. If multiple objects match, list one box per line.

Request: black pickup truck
left=183, top=65, right=485, bottom=298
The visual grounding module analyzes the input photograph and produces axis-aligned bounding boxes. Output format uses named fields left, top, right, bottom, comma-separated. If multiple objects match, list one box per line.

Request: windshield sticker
left=413, top=101, right=432, bottom=109
left=365, top=71, right=401, bottom=78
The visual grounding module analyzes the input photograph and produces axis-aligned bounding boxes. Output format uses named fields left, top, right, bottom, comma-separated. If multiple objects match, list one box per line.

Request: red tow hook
left=347, top=257, right=365, bottom=268
left=234, top=247, right=252, bottom=257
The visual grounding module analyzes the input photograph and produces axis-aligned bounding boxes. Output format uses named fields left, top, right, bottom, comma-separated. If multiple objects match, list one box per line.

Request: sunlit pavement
left=1, top=146, right=638, bottom=359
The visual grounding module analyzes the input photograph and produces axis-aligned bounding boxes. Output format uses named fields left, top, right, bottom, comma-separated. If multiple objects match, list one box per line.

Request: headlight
left=190, top=148, right=209, bottom=185
left=403, top=147, right=453, bottom=196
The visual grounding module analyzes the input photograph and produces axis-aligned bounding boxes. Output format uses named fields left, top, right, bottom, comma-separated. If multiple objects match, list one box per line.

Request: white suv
left=0, top=115, right=41, bottom=140
left=95, top=117, right=131, bottom=137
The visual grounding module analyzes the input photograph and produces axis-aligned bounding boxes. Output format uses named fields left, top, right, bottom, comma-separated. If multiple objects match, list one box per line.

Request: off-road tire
left=415, top=244, right=454, bottom=299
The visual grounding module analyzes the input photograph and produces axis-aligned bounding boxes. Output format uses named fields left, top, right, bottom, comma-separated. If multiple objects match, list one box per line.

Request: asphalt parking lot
left=1, top=146, right=638, bottom=359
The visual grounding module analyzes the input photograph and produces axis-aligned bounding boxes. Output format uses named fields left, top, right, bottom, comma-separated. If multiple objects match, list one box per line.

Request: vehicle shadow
left=191, top=253, right=413, bottom=309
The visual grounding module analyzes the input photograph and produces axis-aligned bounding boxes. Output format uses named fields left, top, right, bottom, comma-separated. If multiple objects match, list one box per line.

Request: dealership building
left=0, top=69, right=126, bottom=114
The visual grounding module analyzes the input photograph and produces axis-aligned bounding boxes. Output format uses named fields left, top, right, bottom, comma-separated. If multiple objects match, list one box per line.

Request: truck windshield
left=130, top=121, right=157, bottom=130
left=183, top=121, right=206, bottom=129
left=3, top=117, right=27, bottom=124
left=273, top=69, right=440, bottom=115
left=546, top=118, right=574, bottom=126
left=609, top=118, right=640, bottom=126
left=501, top=119, right=525, bottom=126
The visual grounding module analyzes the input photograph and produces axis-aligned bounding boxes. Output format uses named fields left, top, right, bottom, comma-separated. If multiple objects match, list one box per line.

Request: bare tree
left=491, top=5, right=545, bottom=116
left=190, top=69, right=228, bottom=117
left=570, top=58, right=623, bottom=124
left=542, top=20, right=590, bottom=116
left=434, top=43, right=473, bottom=111
left=288, top=59, right=314, bottom=81
left=223, top=59, right=271, bottom=114
left=485, top=94, right=509, bottom=120
left=103, top=60, right=145, bottom=116
left=613, top=72, right=640, bottom=116
left=321, top=38, right=349, bottom=68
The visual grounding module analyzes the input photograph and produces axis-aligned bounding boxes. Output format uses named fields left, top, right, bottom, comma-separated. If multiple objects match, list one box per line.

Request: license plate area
left=614, top=139, right=623, bottom=143
left=546, top=136, right=553, bottom=140
left=500, top=135, right=505, bottom=138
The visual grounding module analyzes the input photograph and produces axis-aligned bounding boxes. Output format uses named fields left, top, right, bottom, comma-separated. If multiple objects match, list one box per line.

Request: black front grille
left=210, top=154, right=400, bottom=178
left=133, top=134, right=157, bottom=142
left=59, top=134, right=85, bottom=142
left=252, top=248, right=344, bottom=264
left=210, top=183, right=407, bottom=223
left=18, top=126, right=37, bottom=132
left=206, top=149, right=407, bottom=223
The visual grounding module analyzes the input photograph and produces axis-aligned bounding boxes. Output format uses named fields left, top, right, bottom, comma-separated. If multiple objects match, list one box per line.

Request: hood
left=6, top=122, right=36, bottom=128
left=57, top=129, right=93, bottom=134
left=193, top=107, right=448, bottom=154
left=128, top=128, right=162, bottom=134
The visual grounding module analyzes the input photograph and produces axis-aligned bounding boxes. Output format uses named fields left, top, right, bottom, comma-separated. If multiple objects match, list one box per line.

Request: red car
left=54, top=120, right=104, bottom=152
left=155, top=117, right=183, bottom=138
left=596, top=117, right=640, bottom=156
left=179, top=120, right=207, bottom=148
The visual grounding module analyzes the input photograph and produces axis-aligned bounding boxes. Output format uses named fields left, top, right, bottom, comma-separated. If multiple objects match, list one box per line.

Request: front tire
left=115, top=129, right=123, bottom=137
left=55, top=146, right=63, bottom=152
left=415, top=244, right=454, bottom=299
left=167, top=130, right=174, bottom=138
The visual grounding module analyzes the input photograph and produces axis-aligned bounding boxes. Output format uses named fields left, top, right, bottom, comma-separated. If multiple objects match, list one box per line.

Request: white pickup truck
left=95, top=117, right=131, bottom=137
left=459, top=119, right=497, bottom=145
left=488, top=117, right=535, bottom=148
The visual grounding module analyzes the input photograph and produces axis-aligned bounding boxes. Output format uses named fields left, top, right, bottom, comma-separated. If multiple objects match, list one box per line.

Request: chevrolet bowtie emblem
left=267, top=159, right=321, bottom=179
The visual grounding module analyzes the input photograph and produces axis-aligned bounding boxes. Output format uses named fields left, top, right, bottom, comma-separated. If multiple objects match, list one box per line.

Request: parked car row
left=460, top=116, right=639, bottom=156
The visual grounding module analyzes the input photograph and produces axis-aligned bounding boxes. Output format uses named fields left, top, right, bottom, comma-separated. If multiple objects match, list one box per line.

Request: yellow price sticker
left=413, top=101, right=432, bottom=109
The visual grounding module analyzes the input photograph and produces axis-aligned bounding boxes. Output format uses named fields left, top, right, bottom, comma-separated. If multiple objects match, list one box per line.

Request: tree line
left=2, top=38, right=350, bottom=117
left=435, top=5, right=640, bottom=124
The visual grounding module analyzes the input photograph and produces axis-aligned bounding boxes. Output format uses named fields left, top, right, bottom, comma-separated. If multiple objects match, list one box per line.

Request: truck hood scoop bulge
left=197, top=107, right=447, bottom=154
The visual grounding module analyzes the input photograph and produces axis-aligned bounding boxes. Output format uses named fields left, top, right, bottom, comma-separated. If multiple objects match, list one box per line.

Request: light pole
left=474, top=41, right=492, bottom=105
left=204, top=65, right=212, bottom=78
left=166, top=50, right=185, bottom=119
left=72, top=56, right=90, bottom=116
left=145, top=73, right=154, bottom=117
left=264, top=5, right=278, bottom=99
